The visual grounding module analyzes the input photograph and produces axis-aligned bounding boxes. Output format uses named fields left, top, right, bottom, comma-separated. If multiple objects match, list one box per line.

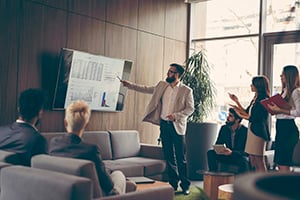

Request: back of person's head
left=252, top=75, right=270, bottom=98
left=229, top=107, right=242, bottom=123
left=19, top=88, right=46, bottom=121
left=65, top=100, right=91, bottom=133
left=170, top=63, right=185, bottom=77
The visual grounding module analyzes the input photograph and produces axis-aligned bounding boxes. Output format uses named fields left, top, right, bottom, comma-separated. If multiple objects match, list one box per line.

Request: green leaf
left=181, top=49, right=216, bottom=123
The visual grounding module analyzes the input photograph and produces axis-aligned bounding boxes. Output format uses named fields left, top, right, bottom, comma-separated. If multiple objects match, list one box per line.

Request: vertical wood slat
left=136, top=31, right=164, bottom=143
left=106, top=0, right=138, bottom=29
left=0, top=0, right=19, bottom=125
left=138, top=0, right=166, bottom=36
left=68, top=0, right=106, bottom=20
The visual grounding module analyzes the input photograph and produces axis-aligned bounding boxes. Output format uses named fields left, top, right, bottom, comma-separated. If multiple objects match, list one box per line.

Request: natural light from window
left=190, top=0, right=300, bottom=139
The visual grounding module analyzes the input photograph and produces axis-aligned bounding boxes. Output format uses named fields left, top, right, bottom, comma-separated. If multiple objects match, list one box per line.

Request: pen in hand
left=115, top=73, right=122, bottom=81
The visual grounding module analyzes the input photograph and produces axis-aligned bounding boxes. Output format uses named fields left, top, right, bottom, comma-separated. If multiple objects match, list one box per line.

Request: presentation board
left=53, top=48, right=132, bottom=111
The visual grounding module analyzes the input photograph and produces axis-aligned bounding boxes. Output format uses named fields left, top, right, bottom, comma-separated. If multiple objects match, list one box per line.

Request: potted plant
left=181, top=49, right=219, bottom=180
left=181, top=49, right=215, bottom=122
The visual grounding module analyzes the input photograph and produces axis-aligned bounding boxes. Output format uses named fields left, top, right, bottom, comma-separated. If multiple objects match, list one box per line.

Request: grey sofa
left=42, top=130, right=167, bottom=180
left=0, top=165, right=174, bottom=200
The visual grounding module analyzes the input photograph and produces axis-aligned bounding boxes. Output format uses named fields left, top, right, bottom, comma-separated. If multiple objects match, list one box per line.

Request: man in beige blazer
left=121, top=63, right=194, bottom=195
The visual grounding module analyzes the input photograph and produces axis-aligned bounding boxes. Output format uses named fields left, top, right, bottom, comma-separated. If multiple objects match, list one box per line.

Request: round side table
left=203, top=171, right=234, bottom=200
left=218, top=183, right=233, bottom=200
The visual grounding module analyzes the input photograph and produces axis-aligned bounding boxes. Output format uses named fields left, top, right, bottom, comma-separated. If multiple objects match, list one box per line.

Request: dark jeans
left=207, top=149, right=249, bottom=173
left=160, top=120, right=190, bottom=190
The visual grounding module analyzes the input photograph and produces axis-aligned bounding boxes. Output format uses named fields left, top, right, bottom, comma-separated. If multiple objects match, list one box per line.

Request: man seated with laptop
left=207, top=108, right=249, bottom=173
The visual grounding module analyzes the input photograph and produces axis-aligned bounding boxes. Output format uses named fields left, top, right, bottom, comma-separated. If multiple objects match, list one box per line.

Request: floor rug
left=174, top=186, right=210, bottom=200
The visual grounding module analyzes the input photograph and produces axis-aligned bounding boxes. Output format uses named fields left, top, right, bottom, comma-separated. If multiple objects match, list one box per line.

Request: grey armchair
left=31, top=154, right=174, bottom=200
left=32, top=154, right=104, bottom=198
left=0, top=166, right=92, bottom=200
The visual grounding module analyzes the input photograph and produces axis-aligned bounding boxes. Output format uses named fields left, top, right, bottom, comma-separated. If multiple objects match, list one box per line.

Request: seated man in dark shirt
left=207, top=108, right=249, bottom=173
left=0, top=88, right=47, bottom=166
left=49, top=100, right=126, bottom=196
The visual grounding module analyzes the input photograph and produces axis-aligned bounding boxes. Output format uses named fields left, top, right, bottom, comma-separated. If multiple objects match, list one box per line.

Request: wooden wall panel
left=138, top=0, right=165, bottom=36
left=106, top=0, right=138, bottom=29
left=0, top=0, right=19, bottom=125
left=66, top=14, right=106, bottom=131
left=165, top=0, right=188, bottom=41
left=18, top=2, right=67, bottom=131
left=18, top=2, right=67, bottom=90
left=69, top=0, right=106, bottom=20
left=164, top=38, right=186, bottom=74
left=30, top=0, right=68, bottom=10
left=136, top=31, right=164, bottom=143
left=67, top=14, right=105, bottom=55
left=98, top=24, right=138, bottom=130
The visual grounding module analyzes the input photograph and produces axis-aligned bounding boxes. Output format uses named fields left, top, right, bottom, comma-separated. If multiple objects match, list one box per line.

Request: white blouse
left=276, top=87, right=300, bottom=119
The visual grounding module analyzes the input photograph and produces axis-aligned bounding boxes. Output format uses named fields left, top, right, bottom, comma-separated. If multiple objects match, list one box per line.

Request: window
left=190, top=0, right=260, bottom=127
left=190, top=0, right=300, bottom=139
left=266, top=0, right=300, bottom=33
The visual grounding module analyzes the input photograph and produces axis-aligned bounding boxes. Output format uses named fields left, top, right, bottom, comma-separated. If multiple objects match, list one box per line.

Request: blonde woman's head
left=65, top=100, right=91, bottom=133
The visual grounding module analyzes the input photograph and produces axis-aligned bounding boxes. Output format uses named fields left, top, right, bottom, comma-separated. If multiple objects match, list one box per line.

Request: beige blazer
left=127, top=81, right=194, bottom=135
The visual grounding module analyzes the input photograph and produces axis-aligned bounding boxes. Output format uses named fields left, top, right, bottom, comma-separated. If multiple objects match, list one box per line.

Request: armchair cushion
left=109, top=130, right=140, bottom=159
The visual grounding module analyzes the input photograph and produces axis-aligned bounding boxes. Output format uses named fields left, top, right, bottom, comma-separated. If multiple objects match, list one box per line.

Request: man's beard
left=225, top=120, right=234, bottom=126
left=166, top=77, right=175, bottom=83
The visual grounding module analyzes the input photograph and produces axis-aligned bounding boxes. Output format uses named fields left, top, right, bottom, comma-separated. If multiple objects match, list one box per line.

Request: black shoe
left=180, top=182, right=190, bottom=195
left=182, top=189, right=190, bottom=195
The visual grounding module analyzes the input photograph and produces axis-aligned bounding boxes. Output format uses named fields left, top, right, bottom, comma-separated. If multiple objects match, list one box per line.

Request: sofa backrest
left=42, top=131, right=113, bottom=160
left=0, top=165, right=92, bottom=200
left=83, top=131, right=113, bottom=160
left=109, top=130, right=140, bottom=159
left=31, top=154, right=103, bottom=198
left=41, top=132, right=66, bottom=149
left=41, top=130, right=141, bottom=160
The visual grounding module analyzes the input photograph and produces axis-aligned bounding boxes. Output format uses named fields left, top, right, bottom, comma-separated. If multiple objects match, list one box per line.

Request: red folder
left=260, top=94, right=291, bottom=115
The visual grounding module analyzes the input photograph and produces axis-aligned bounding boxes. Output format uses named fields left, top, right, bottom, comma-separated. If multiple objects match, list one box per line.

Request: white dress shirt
left=160, top=82, right=180, bottom=121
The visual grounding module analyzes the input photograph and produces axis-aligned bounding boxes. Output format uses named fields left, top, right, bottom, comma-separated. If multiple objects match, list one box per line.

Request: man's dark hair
left=229, top=108, right=242, bottom=122
left=19, top=88, right=46, bottom=121
left=170, top=63, right=185, bottom=77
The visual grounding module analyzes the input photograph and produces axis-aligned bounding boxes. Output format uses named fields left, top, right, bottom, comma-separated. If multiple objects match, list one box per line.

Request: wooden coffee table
left=136, top=180, right=169, bottom=191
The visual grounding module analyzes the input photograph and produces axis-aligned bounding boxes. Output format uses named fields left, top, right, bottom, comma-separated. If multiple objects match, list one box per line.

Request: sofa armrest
left=97, top=186, right=173, bottom=200
left=139, top=144, right=164, bottom=160
left=0, top=166, right=92, bottom=200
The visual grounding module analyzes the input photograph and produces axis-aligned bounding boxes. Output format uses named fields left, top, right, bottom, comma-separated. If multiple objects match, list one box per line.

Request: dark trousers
left=207, top=149, right=250, bottom=173
left=275, top=119, right=299, bottom=166
left=160, top=120, right=190, bottom=190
